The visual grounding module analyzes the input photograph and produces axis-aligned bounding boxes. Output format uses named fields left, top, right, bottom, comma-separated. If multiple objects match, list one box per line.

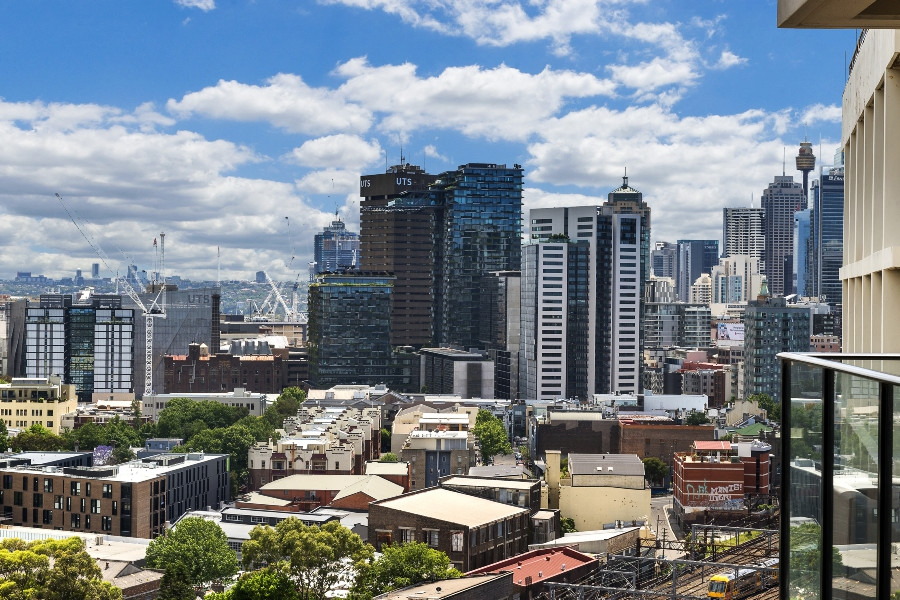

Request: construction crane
left=56, top=193, right=166, bottom=397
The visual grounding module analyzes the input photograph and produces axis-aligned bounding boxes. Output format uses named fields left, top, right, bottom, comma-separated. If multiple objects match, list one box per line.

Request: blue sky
left=0, top=0, right=853, bottom=281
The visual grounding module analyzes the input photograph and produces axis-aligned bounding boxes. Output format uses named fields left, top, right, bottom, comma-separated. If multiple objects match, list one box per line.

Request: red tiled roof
left=693, top=441, right=731, bottom=451
left=466, top=547, right=596, bottom=585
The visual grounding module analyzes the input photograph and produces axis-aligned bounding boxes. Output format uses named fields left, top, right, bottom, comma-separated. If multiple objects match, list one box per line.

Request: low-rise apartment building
left=0, top=452, right=229, bottom=538
left=0, top=376, right=78, bottom=434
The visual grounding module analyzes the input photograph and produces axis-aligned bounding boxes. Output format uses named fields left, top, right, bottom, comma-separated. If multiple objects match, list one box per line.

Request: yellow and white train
left=707, top=558, right=779, bottom=599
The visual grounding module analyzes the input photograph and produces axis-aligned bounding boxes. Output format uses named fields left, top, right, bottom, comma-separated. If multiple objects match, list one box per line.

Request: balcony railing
left=778, top=352, right=900, bottom=600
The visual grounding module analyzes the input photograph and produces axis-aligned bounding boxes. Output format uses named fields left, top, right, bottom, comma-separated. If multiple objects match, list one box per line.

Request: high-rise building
left=359, top=163, right=439, bottom=347
left=809, top=164, right=844, bottom=305
left=689, top=273, right=712, bottom=305
left=793, top=208, right=811, bottom=296
left=742, top=290, right=810, bottom=402
left=527, top=176, right=650, bottom=395
left=25, top=294, right=134, bottom=402
left=431, top=163, right=523, bottom=350
left=480, top=271, right=521, bottom=400
left=91, top=263, right=100, bottom=279
left=710, top=255, right=763, bottom=304
left=675, top=240, right=719, bottom=301
left=761, top=175, right=804, bottom=296
left=520, top=240, right=590, bottom=401
left=313, top=217, right=360, bottom=274
left=722, top=207, right=765, bottom=266
left=306, top=272, right=416, bottom=390
left=651, top=241, right=677, bottom=278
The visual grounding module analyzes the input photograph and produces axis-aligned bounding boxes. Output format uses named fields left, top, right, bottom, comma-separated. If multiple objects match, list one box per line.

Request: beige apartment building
left=0, top=376, right=78, bottom=434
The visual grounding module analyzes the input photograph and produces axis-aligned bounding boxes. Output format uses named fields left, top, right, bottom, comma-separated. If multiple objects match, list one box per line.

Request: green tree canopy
left=560, top=517, right=577, bottom=533
left=351, top=542, right=460, bottom=599
left=749, top=393, right=780, bottom=422
left=0, top=537, right=122, bottom=600
left=262, top=387, right=305, bottom=428
left=642, top=457, right=668, bottom=485
left=231, top=566, right=300, bottom=600
left=156, top=397, right=248, bottom=439
left=157, top=561, right=196, bottom=600
left=685, top=410, right=710, bottom=426
left=378, top=452, right=399, bottom=463
left=145, top=516, right=238, bottom=591
left=10, top=423, right=65, bottom=452
left=241, top=519, right=373, bottom=600
left=472, top=409, right=511, bottom=463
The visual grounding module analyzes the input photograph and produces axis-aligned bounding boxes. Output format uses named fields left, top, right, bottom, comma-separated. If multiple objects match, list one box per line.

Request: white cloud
left=713, top=50, right=747, bottom=70
left=423, top=144, right=447, bottom=162
left=174, top=0, right=215, bottom=10
left=166, top=74, right=373, bottom=135
left=799, top=103, right=842, bottom=126
left=288, top=134, right=383, bottom=170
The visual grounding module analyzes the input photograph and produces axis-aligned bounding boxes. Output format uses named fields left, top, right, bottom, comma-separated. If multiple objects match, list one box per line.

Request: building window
left=400, top=528, right=416, bottom=543
left=91, top=499, right=101, bottom=514
left=71, top=514, right=80, bottom=528
left=101, top=516, right=112, bottom=531
left=451, top=531, right=464, bottom=552
left=70, top=482, right=81, bottom=496
left=85, top=483, right=91, bottom=497
left=13, top=491, right=22, bottom=506
left=32, top=494, right=42, bottom=508
left=102, top=484, right=112, bottom=499
left=424, top=529, right=439, bottom=547
left=43, top=479, right=52, bottom=493
left=42, top=510, right=52, bottom=524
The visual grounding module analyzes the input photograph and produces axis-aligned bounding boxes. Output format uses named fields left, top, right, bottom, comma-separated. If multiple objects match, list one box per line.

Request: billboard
left=717, top=322, right=744, bottom=341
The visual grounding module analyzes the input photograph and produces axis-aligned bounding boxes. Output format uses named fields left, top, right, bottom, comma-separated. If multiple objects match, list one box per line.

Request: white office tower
left=711, top=255, right=764, bottom=304
left=722, top=207, right=765, bottom=266
left=690, top=273, right=712, bottom=305
left=527, top=176, right=650, bottom=395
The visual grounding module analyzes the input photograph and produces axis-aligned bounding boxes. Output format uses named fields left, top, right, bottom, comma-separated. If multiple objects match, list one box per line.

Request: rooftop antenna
left=783, top=147, right=786, bottom=176
left=623, top=165, right=628, bottom=187
left=216, top=245, right=220, bottom=288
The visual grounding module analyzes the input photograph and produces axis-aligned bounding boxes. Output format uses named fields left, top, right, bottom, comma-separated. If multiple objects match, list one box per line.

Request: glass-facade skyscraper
left=313, top=219, right=360, bottom=274
left=432, top=163, right=523, bottom=350
left=675, top=239, right=719, bottom=301
left=809, top=165, right=844, bottom=305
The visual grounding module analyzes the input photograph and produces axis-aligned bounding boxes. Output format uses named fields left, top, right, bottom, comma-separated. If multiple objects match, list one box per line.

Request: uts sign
left=359, top=172, right=437, bottom=197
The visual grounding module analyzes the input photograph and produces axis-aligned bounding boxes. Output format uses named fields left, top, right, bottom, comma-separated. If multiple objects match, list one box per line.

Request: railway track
left=546, top=530, right=780, bottom=600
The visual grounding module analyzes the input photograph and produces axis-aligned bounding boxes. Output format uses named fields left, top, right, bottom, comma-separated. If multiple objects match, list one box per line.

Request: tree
left=230, top=566, right=299, bottom=600
left=156, top=397, right=248, bottom=440
left=472, top=409, right=511, bottom=463
left=11, top=423, right=65, bottom=452
left=145, top=517, right=238, bottom=591
left=0, top=419, right=9, bottom=453
left=560, top=517, right=577, bottom=533
left=749, top=393, right=780, bottom=422
left=157, top=562, right=196, bottom=600
left=241, top=519, right=373, bottom=600
left=685, top=410, right=710, bottom=426
left=642, top=457, right=668, bottom=486
left=263, top=387, right=305, bottom=429
left=380, top=428, right=391, bottom=453
left=351, top=542, right=460, bottom=599
left=378, top=453, right=399, bottom=462
left=0, top=537, right=122, bottom=600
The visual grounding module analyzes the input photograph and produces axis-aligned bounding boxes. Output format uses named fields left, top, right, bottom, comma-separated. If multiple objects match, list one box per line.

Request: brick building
left=163, top=342, right=283, bottom=394
left=0, top=452, right=229, bottom=538
left=369, top=487, right=530, bottom=572
left=672, top=439, right=772, bottom=524
left=467, top=547, right=599, bottom=599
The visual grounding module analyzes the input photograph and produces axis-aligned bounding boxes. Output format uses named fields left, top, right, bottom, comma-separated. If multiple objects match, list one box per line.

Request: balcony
left=778, top=352, right=900, bottom=600
left=778, top=0, right=900, bottom=28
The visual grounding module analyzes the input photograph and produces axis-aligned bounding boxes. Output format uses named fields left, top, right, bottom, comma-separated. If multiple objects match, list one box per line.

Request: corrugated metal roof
left=375, top=488, right=528, bottom=526
left=693, top=441, right=732, bottom=451
left=568, top=453, right=645, bottom=477
left=468, top=546, right=597, bottom=583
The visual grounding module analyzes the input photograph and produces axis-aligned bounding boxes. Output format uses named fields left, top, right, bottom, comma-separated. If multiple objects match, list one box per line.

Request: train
left=707, top=557, right=779, bottom=599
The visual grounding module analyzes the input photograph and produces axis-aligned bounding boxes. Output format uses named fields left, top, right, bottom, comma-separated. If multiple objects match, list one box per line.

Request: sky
left=0, top=0, right=856, bottom=282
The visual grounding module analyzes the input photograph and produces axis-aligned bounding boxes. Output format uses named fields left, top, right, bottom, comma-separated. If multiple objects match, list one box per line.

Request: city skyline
left=0, top=2, right=850, bottom=282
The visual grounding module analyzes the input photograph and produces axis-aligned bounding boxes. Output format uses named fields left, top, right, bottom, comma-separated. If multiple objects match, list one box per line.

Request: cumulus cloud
left=288, top=135, right=383, bottom=170
left=799, top=103, right=842, bottom=126
left=166, top=74, right=373, bottom=135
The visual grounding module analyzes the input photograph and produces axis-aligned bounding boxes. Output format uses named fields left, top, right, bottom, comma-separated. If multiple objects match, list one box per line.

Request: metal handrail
left=776, top=352, right=900, bottom=385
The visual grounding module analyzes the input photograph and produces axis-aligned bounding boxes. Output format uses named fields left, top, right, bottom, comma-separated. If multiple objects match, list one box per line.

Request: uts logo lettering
left=360, top=179, right=372, bottom=188
left=396, top=177, right=413, bottom=186
left=188, top=294, right=210, bottom=304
